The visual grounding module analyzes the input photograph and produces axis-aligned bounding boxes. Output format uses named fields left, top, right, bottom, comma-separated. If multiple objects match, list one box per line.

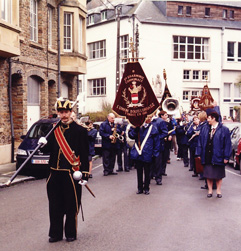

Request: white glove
left=79, top=180, right=87, bottom=186
left=38, top=137, right=47, bottom=147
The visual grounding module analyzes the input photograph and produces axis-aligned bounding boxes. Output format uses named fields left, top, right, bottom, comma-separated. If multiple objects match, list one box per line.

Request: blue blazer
left=196, top=122, right=231, bottom=166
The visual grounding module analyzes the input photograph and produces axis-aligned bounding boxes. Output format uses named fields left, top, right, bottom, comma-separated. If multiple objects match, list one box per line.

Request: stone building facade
left=0, top=0, right=87, bottom=164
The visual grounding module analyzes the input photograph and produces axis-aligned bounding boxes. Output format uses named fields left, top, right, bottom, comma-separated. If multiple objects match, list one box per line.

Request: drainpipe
left=8, top=58, right=15, bottom=163
left=57, top=1, right=66, bottom=98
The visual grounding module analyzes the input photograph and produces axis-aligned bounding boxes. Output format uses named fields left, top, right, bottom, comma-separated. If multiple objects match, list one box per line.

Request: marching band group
left=99, top=107, right=231, bottom=199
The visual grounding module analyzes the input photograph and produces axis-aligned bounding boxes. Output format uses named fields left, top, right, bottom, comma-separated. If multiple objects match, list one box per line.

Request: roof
left=87, top=0, right=241, bottom=29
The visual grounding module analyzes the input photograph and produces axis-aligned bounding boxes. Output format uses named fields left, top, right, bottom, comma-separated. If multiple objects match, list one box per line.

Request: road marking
left=92, top=164, right=103, bottom=170
left=226, top=169, right=241, bottom=177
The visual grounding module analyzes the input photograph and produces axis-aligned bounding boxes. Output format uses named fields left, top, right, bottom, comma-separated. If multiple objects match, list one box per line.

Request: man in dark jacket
left=196, top=112, right=231, bottom=198
left=39, top=99, right=89, bottom=242
left=151, top=111, right=168, bottom=185
left=100, top=113, right=121, bottom=176
left=129, top=114, right=160, bottom=194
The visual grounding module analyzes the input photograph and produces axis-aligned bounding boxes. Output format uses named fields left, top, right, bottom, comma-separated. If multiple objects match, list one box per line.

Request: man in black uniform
left=39, top=99, right=89, bottom=243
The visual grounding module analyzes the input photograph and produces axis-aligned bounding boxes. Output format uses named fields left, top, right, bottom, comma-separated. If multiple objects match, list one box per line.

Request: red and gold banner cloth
left=112, top=62, right=159, bottom=127
left=54, top=125, right=80, bottom=169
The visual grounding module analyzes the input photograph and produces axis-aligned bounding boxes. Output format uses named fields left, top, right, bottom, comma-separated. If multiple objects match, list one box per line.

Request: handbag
left=195, top=157, right=204, bottom=174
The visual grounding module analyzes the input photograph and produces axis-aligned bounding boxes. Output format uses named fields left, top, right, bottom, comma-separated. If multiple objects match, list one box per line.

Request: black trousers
left=189, top=147, right=196, bottom=173
left=117, top=144, right=129, bottom=170
left=47, top=170, right=81, bottom=239
left=151, top=151, right=163, bottom=183
left=182, top=144, right=189, bottom=166
left=135, top=160, right=151, bottom=191
left=102, top=148, right=117, bottom=173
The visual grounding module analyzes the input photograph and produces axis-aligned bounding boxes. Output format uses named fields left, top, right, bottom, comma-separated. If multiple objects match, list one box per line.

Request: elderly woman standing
left=196, top=112, right=231, bottom=198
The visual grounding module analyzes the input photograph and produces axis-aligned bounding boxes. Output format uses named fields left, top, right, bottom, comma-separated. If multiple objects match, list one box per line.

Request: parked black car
left=16, top=117, right=59, bottom=178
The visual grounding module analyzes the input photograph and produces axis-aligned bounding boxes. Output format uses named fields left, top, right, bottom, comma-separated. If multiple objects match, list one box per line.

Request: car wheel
left=234, top=154, right=240, bottom=170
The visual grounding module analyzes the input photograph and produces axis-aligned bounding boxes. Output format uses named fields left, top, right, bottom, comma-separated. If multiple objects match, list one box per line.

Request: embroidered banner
left=112, top=62, right=159, bottom=127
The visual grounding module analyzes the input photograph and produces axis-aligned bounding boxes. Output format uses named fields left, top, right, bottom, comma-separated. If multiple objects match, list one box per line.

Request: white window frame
left=1, top=0, right=11, bottom=22
left=183, top=91, right=189, bottom=101
left=48, top=7, right=53, bottom=48
left=183, top=89, right=202, bottom=101
left=101, top=10, right=107, bottom=21
left=202, top=71, right=209, bottom=81
left=79, top=16, right=83, bottom=53
left=120, top=35, right=129, bottom=77
left=173, top=36, right=209, bottom=61
left=223, top=82, right=231, bottom=102
left=64, top=12, right=73, bottom=52
left=223, top=9, right=227, bottom=19
left=88, top=40, right=106, bottom=60
left=88, top=15, right=94, bottom=25
left=234, top=83, right=241, bottom=101
left=183, top=70, right=190, bottom=80
left=227, top=41, right=235, bottom=61
left=30, top=0, right=38, bottom=42
left=178, top=6, right=183, bottom=15
left=88, top=78, right=106, bottom=96
left=193, top=70, right=200, bottom=80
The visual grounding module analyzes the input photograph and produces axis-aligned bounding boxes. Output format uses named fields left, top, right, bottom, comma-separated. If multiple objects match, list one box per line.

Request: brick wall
left=167, top=2, right=241, bottom=21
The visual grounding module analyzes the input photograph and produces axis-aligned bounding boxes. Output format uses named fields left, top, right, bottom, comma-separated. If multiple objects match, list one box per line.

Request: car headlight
left=17, top=149, right=27, bottom=156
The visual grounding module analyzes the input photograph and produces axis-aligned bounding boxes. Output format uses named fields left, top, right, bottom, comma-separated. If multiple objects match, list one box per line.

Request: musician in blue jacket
left=100, top=113, right=121, bottom=176
left=196, top=112, right=231, bottom=198
left=129, top=114, right=160, bottom=195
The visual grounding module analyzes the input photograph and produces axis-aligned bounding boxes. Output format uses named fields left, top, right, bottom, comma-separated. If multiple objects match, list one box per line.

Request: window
left=183, top=91, right=189, bottom=100
left=193, top=70, right=200, bottom=80
left=183, top=70, right=190, bottom=80
left=173, top=36, right=209, bottom=60
left=238, top=43, right=241, bottom=62
left=88, top=40, right=106, bottom=60
left=230, top=10, right=234, bottom=19
left=62, top=82, right=69, bottom=98
left=101, top=10, right=107, bottom=21
left=178, top=6, right=183, bottom=15
left=48, top=7, right=53, bottom=48
left=223, top=83, right=231, bottom=102
left=223, top=9, right=227, bottom=19
left=202, top=71, right=209, bottom=81
left=64, top=13, right=72, bottom=51
left=205, top=7, right=210, bottom=17
left=27, top=77, right=40, bottom=105
left=89, top=79, right=106, bottom=96
left=227, top=42, right=235, bottom=61
left=120, top=35, right=129, bottom=77
left=79, top=16, right=83, bottom=53
left=234, top=84, right=241, bottom=100
left=192, top=91, right=198, bottom=97
left=88, top=15, right=94, bottom=25
left=186, top=6, right=191, bottom=16
left=30, top=0, right=38, bottom=42
left=1, top=0, right=11, bottom=22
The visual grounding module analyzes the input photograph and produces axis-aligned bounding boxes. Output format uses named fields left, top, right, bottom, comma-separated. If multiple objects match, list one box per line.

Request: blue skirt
left=203, top=164, right=225, bottom=180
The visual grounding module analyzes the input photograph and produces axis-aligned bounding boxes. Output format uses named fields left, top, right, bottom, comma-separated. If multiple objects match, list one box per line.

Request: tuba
left=162, top=97, right=179, bottom=115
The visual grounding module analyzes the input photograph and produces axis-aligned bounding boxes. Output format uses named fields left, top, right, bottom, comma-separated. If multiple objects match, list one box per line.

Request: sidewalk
left=0, top=162, right=35, bottom=188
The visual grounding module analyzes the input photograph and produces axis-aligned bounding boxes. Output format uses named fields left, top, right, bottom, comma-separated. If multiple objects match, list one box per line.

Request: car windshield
left=28, top=123, right=52, bottom=139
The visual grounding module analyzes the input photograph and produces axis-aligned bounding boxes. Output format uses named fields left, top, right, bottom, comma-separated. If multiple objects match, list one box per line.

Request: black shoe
left=207, top=193, right=212, bottom=198
left=116, top=168, right=123, bottom=172
left=156, top=181, right=162, bottom=185
left=144, top=190, right=150, bottom=195
left=66, top=237, right=76, bottom=242
left=89, top=174, right=93, bottom=178
left=192, top=174, right=198, bottom=177
left=199, top=177, right=205, bottom=180
left=162, top=173, right=167, bottom=176
left=49, top=237, right=62, bottom=243
left=124, top=169, right=130, bottom=172
left=189, top=169, right=193, bottom=171
left=136, top=190, right=143, bottom=194
left=201, top=185, right=208, bottom=189
left=109, top=172, right=118, bottom=175
left=217, top=194, right=222, bottom=198
left=184, top=164, right=189, bottom=167
left=103, top=171, right=109, bottom=176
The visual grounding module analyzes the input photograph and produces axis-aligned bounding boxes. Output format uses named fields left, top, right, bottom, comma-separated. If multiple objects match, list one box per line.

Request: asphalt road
left=1, top=153, right=241, bottom=251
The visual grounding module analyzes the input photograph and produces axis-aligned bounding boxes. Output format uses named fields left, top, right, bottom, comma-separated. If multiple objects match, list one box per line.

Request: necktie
left=211, top=128, right=215, bottom=138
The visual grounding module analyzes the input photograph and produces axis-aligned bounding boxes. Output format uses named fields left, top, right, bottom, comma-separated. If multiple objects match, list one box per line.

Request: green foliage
left=82, top=101, right=113, bottom=122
